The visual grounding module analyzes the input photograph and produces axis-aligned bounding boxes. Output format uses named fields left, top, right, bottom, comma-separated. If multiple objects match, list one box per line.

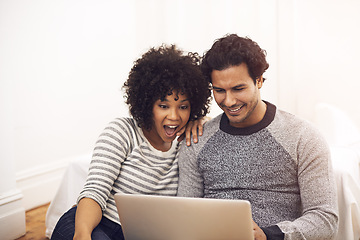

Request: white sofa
left=314, top=103, right=360, bottom=240
left=45, top=155, right=91, bottom=238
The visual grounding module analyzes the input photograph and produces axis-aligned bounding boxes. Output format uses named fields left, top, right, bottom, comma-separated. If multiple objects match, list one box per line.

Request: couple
left=51, top=34, right=338, bottom=240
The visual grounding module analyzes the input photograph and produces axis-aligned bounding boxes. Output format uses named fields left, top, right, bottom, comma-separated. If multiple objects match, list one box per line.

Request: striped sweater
left=77, top=118, right=179, bottom=224
left=177, top=102, right=338, bottom=240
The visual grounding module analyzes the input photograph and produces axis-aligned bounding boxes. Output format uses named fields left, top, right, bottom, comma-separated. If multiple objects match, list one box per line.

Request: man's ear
left=256, top=76, right=264, bottom=89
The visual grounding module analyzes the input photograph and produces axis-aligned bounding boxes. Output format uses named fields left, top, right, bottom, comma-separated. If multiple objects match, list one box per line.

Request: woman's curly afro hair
left=123, top=45, right=212, bottom=130
left=201, top=34, right=269, bottom=84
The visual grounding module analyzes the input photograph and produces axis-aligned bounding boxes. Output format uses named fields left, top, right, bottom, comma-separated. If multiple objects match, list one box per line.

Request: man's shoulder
left=180, top=114, right=222, bottom=152
left=205, top=114, right=222, bottom=126
left=272, top=108, right=324, bottom=138
left=203, top=114, right=222, bottom=134
left=274, top=108, right=311, bottom=127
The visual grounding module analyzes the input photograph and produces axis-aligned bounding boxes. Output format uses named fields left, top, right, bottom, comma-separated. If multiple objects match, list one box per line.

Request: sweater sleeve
left=277, top=125, right=339, bottom=240
left=77, top=118, right=135, bottom=210
left=177, top=140, right=204, bottom=197
left=177, top=116, right=222, bottom=197
left=262, top=225, right=285, bottom=240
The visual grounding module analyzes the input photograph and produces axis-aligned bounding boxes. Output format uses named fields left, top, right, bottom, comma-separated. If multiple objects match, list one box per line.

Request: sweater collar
left=220, top=101, right=276, bottom=135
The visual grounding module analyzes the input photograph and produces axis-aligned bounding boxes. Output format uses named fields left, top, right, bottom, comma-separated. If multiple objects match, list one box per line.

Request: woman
left=51, top=45, right=211, bottom=240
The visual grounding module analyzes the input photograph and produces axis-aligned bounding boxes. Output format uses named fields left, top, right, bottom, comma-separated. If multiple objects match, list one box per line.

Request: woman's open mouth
left=164, top=125, right=178, bottom=137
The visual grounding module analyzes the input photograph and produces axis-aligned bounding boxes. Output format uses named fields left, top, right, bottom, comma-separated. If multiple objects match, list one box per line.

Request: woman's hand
left=177, top=117, right=211, bottom=146
left=252, top=220, right=267, bottom=240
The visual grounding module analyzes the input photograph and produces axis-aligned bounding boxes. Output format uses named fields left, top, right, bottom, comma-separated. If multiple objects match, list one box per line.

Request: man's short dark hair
left=201, top=34, right=269, bottom=84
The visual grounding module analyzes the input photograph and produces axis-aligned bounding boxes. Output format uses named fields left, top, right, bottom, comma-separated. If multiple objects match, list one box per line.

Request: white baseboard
left=15, top=154, right=91, bottom=211
left=0, top=189, right=26, bottom=240
left=16, top=159, right=70, bottom=211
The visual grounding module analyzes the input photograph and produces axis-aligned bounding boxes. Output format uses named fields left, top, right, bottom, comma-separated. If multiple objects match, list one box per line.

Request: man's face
left=211, top=63, right=265, bottom=128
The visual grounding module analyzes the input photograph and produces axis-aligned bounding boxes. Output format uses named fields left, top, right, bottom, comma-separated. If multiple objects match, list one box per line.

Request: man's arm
left=277, top=127, right=339, bottom=239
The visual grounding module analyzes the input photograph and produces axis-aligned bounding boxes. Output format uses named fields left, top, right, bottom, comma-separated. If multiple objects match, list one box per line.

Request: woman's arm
left=73, top=198, right=103, bottom=240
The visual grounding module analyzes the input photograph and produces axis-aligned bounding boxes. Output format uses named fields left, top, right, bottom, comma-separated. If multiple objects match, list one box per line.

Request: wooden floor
left=16, top=203, right=50, bottom=240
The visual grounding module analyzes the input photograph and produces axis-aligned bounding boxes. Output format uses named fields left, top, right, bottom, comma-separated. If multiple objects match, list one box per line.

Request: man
left=177, top=34, right=338, bottom=240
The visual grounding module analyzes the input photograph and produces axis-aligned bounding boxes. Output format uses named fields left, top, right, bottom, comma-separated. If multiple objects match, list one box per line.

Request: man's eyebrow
left=212, top=86, right=223, bottom=90
left=212, top=84, right=246, bottom=89
left=232, top=84, right=246, bottom=88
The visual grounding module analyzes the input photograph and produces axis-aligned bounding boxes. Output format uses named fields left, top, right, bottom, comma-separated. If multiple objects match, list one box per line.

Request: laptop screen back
left=114, top=193, right=254, bottom=240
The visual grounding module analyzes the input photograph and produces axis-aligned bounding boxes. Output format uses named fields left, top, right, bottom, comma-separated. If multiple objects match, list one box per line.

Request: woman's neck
left=142, top=127, right=172, bottom=152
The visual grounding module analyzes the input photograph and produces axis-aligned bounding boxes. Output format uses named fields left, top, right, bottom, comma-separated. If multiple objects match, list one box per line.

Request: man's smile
left=224, top=104, right=245, bottom=115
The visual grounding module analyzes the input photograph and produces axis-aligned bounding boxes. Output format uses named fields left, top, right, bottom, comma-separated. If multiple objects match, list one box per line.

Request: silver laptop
left=114, top=193, right=254, bottom=240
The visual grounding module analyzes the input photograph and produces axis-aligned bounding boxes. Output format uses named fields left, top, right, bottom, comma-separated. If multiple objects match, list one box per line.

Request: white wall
left=1, top=0, right=360, bottom=236
left=0, top=56, right=26, bottom=239
left=276, top=0, right=360, bottom=146
left=293, top=0, right=360, bottom=126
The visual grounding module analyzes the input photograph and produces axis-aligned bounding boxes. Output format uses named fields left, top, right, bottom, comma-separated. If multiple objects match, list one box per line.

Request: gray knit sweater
left=177, top=102, right=338, bottom=240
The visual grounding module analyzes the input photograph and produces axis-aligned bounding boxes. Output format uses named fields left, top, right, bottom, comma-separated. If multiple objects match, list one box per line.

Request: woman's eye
left=159, top=105, right=168, bottom=109
left=180, top=105, right=189, bottom=110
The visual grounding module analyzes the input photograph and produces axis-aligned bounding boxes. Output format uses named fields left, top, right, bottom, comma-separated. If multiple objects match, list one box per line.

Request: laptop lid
left=114, top=193, right=254, bottom=240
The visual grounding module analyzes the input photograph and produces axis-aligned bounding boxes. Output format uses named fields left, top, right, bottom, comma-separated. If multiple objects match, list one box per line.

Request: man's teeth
left=229, top=106, right=241, bottom=112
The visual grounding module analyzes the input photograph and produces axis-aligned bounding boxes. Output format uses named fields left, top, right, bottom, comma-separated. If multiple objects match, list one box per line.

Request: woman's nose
left=167, top=108, right=180, bottom=120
